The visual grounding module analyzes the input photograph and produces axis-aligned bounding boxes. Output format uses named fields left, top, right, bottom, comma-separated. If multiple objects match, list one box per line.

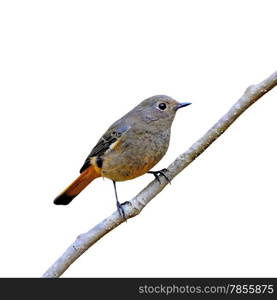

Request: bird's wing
left=80, top=124, right=130, bottom=173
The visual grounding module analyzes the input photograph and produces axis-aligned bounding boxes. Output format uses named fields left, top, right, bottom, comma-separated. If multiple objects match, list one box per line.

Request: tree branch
left=43, top=70, right=277, bottom=278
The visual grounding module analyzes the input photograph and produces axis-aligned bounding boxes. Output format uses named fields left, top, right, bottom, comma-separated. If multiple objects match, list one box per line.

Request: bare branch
left=42, top=70, right=277, bottom=278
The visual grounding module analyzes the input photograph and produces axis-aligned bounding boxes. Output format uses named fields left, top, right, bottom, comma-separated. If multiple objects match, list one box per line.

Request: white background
left=0, top=0, right=276, bottom=277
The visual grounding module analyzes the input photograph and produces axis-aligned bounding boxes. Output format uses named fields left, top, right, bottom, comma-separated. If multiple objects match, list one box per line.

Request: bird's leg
left=148, top=168, right=171, bottom=184
left=112, top=181, right=126, bottom=221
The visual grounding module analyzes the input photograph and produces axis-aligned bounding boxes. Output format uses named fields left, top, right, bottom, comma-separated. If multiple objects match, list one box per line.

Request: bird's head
left=135, top=95, right=191, bottom=125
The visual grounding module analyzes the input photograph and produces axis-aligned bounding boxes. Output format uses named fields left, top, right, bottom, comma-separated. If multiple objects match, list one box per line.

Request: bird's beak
left=176, top=102, right=192, bottom=110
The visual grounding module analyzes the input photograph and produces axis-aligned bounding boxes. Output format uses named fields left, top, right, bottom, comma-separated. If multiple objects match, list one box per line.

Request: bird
left=53, top=95, right=191, bottom=219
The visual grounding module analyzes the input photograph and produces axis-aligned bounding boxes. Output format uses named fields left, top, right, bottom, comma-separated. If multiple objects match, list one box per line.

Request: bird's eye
left=158, top=103, right=167, bottom=110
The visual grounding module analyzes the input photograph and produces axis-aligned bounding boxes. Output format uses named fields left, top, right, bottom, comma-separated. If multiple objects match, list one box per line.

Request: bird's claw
left=116, top=200, right=127, bottom=222
left=148, top=168, right=171, bottom=184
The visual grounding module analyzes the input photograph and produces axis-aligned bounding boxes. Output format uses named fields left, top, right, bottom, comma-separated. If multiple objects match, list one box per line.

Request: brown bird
left=54, top=95, right=191, bottom=218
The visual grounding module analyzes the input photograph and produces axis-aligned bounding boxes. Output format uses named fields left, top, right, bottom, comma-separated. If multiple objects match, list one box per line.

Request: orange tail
left=54, top=165, right=101, bottom=205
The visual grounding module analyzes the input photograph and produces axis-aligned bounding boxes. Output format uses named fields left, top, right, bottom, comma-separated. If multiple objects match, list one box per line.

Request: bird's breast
left=100, top=128, right=170, bottom=181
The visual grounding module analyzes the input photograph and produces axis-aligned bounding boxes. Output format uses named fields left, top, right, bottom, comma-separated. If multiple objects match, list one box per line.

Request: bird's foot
left=148, top=168, right=171, bottom=184
left=116, top=200, right=127, bottom=222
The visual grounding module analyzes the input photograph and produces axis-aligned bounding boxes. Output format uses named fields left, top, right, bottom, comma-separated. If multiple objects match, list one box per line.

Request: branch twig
left=43, top=70, right=277, bottom=278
